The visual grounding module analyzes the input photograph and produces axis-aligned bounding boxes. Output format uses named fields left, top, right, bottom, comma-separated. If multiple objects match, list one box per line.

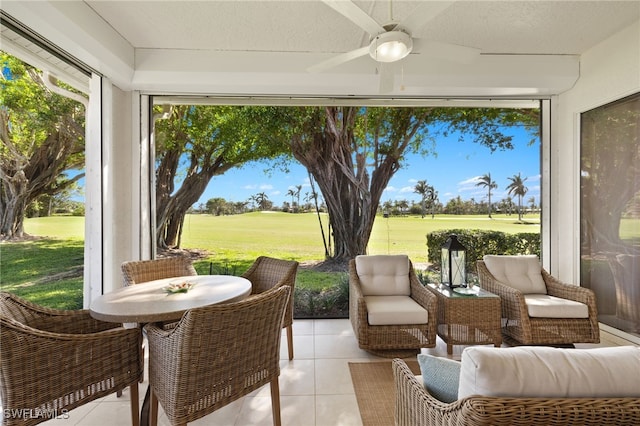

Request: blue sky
left=195, top=125, right=540, bottom=209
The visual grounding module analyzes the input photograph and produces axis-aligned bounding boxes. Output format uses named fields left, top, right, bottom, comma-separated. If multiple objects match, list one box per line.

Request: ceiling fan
left=308, top=0, right=481, bottom=92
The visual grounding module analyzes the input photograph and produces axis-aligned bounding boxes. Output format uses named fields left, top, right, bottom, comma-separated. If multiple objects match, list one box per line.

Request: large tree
left=154, top=105, right=288, bottom=249
left=0, top=52, right=85, bottom=240
left=253, top=106, right=538, bottom=263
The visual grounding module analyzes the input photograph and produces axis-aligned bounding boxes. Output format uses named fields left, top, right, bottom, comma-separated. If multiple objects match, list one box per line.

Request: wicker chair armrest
left=393, top=358, right=466, bottom=426
left=145, top=320, right=180, bottom=341
left=409, top=276, right=437, bottom=317
left=0, top=292, right=116, bottom=333
left=43, top=311, right=119, bottom=334
left=1, top=316, right=137, bottom=342
left=349, top=271, right=368, bottom=314
left=348, top=260, right=365, bottom=296
left=348, top=260, right=369, bottom=341
left=240, top=256, right=262, bottom=280
left=543, top=270, right=596, bottom=304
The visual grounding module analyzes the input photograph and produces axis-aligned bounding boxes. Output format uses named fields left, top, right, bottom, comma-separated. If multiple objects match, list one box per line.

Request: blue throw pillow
left=417, top=354, right=460, bottom=403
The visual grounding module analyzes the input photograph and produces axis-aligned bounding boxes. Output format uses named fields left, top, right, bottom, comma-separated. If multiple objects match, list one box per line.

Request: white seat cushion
left=483, top=255, right=547, bottom=294
left=458, top=346, right=640, bottom=399
left=364, top=295, right=428, bottom=325
left=355, top=255, right=410, bottom=296
left=524, top=294, right=589, bottom=318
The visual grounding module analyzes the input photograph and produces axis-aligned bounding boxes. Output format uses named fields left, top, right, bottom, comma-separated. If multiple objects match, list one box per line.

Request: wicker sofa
left=393, top=346, right=640, bottom=426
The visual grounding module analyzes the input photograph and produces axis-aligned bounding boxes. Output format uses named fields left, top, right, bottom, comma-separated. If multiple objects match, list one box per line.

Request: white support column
left=540, top=99, right=552, bottom=272
left=83, top=74, right=103, bottom=308
left=101, top=81, right=139, bottom=294
left=140, top=96, right=154, bottom=260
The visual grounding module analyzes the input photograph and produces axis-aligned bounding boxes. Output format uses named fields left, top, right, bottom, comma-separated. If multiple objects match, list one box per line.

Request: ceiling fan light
left=369, top=30, right=413, bottom=63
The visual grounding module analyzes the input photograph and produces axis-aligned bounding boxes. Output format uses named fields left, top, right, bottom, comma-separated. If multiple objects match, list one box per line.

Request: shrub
left=426, top=229, right=541, bottom=272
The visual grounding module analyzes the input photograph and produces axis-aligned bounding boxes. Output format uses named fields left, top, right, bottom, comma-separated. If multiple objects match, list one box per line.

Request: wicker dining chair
left=349, top=255, right=438, bottom=357
left=145, top=285, right=291, bottom=426
left=477, top=256, right=600, bottom=345
left=0, top=292, right=143, bottom=426
left=242, top=256, right=299, bottom=360
left=121, top=256, right=197, bottom=286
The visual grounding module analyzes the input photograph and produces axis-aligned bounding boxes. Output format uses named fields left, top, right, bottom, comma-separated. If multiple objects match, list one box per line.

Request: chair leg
left=270, top=377, right=282, bottom=426
left=286, top=325, right=294, bottom=360
left=150, top=389, right=159, bottom=426
left=129, top=384, right=140, bottom=426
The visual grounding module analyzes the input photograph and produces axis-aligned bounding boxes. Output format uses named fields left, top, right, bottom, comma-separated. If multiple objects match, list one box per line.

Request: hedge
left=426, top=229, right=541, bottom=272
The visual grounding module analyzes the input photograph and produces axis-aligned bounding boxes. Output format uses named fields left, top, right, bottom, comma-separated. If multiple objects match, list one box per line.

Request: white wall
left=552, top=21, right=640, bottom=282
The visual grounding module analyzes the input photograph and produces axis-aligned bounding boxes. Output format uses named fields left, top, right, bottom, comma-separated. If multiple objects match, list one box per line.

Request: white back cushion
left=483, top=255, right=547, bottom=294
left=458, top=346, right=640, bottom=399
left=355, top=255, right=410, bottom=296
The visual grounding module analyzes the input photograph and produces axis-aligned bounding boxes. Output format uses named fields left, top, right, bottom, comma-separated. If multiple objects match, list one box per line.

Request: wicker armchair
left=121, top=257, right=197, bottom=286
left=392, top=357, right=640, bottom=426
left=242, top=256, right=299, bottom=360
left=0, top=292, right=143, bottom=426
left=145, top=286, right=290, bottom=426
left=477, top=257, right=600, bottom=345
left=349, top=255, right=437, bottom=357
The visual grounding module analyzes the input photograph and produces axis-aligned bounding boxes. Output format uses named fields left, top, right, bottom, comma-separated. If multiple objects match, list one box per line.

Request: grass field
left=5, top=212, right=542, bottom=308
left=181, top=211, right=541, bottom=264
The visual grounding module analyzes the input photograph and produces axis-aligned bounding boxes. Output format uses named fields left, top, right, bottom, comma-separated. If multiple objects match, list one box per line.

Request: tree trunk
left=155, top=147, right=234, bottom=249
left=290, top=107, right=408, bottom=262
left=1, top=126, right=84, bottom=240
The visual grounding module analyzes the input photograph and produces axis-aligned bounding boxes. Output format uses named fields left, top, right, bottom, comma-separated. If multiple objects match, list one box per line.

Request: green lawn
left=4, top=212, right=541, bottom=309
left=181, top=211, right=540, bottom=264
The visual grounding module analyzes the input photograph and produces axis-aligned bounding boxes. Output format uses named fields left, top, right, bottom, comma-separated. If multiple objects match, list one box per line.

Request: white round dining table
left=89, top=275, right=252, bottom=323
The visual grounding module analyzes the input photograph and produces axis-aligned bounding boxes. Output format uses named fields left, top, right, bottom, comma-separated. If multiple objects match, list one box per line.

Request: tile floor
left=38, top=319, right=627, bottom=426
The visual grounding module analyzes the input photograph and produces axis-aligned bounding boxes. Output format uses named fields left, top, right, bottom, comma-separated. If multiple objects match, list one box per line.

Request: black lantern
left=441, top=234, right=466, bottom=288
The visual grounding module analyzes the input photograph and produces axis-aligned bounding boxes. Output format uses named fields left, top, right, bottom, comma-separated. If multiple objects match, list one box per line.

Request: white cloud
left=384, top=186, right=398, bottom=193
left=400, top=186, right=415, bottom=193
left=243, top=184, right=257, bottom=190
left=260, top=184, right=273, bottom=190
left=457, top=176, right=482, bottom=194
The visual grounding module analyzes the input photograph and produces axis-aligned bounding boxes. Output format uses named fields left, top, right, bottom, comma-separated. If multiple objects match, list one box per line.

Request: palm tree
left=506, top=173, right=529, bottom=221
left=253, top=192, right=269, bottom=211
left=414, top=180, right=438, bottom=219
left=414, top=180, right=428, bottom=218
left=475, top=173, right=497, bottom=218
left=286, top=188, right=296, bottom=210
left=295, top=184, right=302, bottom=209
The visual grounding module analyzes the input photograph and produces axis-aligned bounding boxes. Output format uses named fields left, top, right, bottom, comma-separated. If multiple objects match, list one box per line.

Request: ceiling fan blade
left=378, top=63, right=395, bottom=93
left=396, top=1, right=456, bottom=32
left=307, top=46, right=370, bottom=73
left=412, top=39, right=481, bottom=64
left=322, top=0, right=386, bottom=36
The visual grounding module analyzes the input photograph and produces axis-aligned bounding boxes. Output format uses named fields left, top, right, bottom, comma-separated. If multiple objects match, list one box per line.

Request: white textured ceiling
left=86, top=1, right=639, bottom=55
left=3, top=0, right=639, bottom=97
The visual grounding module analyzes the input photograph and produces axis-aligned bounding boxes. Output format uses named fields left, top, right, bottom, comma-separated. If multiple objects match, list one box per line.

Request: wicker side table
left=426, top=283, right=502, bottom=355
